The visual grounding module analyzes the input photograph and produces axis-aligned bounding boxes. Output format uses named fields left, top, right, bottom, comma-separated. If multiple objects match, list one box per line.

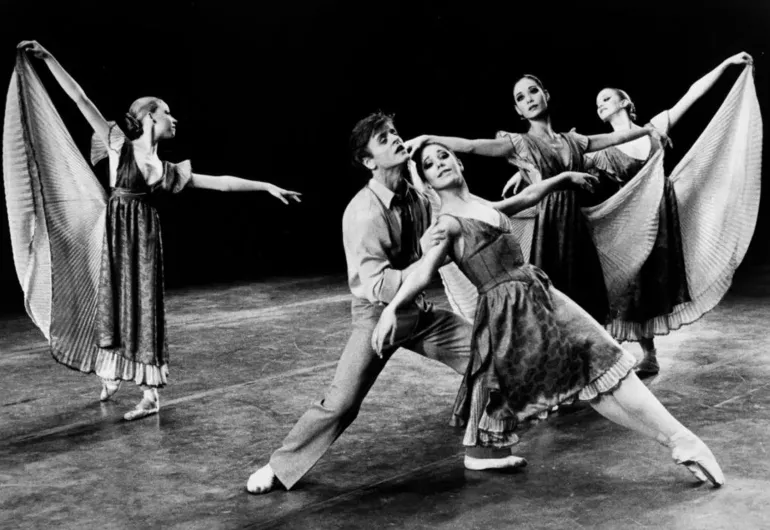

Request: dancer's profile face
left=419, top=144, right=464, bottom=190
left=364, top=121, right=409, bottom=171
left=513, top=78, right=549, bottom=120
left=596, top=89, right=625, bottom=122
left=149, top=101, right=178, bottom=139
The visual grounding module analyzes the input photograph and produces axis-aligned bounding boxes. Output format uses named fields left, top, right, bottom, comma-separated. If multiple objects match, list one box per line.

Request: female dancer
left=11, top=41, right=301, bottom=420
left=373, top=142, right=724, bottom=486
left=589, top=52, right=754, bottom=376
left=411, top=74, right=668, bottom=324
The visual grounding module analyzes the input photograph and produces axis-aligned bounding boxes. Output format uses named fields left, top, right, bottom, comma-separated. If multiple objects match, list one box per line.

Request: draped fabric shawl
left=3, top=53, right=108, bottom=371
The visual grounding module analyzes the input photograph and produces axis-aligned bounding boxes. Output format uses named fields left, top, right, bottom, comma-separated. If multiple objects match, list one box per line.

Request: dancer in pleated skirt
left=6, top=41, right=301, bottom=420
left=588, top=52, right=754, bottom=376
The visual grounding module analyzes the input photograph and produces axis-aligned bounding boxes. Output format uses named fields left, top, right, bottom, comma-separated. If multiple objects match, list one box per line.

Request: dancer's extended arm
left=406, top=135, right=514, bottom=158
left=659, top=52, right=753, bottom=129
left=190, top=174, right=301, bottom=204
left=17, top=40, right=111, bottom=145
left=585, top=125, right=663, bottom=153
left=487, top=172, right=598, bottom=216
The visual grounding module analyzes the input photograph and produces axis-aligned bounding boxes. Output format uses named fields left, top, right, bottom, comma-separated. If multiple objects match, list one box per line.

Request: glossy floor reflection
left=1, top=268, right=769, bottom=529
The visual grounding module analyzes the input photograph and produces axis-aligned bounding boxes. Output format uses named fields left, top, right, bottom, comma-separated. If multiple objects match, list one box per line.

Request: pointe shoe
left=123, top=396, right=160, bottom=421
left=100, top=378, right=121, bottom=402
left=464, top=454, right=528, bottom=471
left=247, top=465, right=276, bottom=494
left=669, top=432, right=725, bottom=487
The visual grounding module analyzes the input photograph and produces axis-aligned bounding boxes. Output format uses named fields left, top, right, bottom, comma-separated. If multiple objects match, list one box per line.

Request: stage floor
left=1, top=268, right=769, bottom=529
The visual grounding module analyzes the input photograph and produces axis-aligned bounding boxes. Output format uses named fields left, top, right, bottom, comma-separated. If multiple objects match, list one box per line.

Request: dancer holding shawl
left=587, top=52, right=754, bottom=376
left=5, top=41, right=301, bottom=420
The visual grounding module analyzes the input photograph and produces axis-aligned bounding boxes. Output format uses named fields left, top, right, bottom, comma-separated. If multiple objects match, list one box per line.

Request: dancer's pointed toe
left=670, top=432, right=725, bottom=487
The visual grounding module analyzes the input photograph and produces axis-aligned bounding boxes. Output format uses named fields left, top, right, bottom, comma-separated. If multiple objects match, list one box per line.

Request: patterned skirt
left=451, top=266, right=635, bottom=447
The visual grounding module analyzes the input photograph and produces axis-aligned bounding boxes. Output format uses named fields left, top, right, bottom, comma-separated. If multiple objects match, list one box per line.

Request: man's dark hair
left=349, top=111, right=395, bottom=169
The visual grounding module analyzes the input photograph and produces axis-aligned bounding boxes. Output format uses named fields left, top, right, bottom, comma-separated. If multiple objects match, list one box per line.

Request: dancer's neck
left=132, top=134, right=159, bottom=156
left=372, top=164, right=408, bottom=193
left=437, top=182, right=472, bottom=209
left=527, top=117, right=558, bottom=141
left=608, top=113, right=638, bottom=132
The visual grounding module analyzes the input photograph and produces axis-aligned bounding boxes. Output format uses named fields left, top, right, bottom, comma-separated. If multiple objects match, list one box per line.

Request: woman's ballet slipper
left=123, top=397, right=160, bottom=421
left=635, top=354, right=660, bottom=379
left=99, top=378, right=121, bottom=402
left=464, top=454, right=528, bottom=471
left=669, top=431, right=725, bottom=487
left=246, top=465, right=276, bottom=494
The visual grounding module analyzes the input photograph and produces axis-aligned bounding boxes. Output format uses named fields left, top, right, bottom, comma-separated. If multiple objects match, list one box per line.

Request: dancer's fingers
left=374, top=327, right=386, bottom=357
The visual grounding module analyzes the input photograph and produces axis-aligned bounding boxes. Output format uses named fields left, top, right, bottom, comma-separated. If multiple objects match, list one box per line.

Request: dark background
left=0, top=0, right=768, bottom=314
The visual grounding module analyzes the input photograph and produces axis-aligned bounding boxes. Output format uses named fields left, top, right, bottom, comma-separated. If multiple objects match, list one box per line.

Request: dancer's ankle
left=640, top=337, right=656, bottom=356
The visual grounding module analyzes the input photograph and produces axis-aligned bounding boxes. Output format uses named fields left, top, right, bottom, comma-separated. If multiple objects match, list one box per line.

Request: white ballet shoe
left=464, top=454, right=528, bottom=471
left=246, top=464, right=276, bottom=494
left=99, top=378, right=121, bottom=402
left=669, top=431, right=725, bottom=487
left=123, top=395, right=160, bottom=421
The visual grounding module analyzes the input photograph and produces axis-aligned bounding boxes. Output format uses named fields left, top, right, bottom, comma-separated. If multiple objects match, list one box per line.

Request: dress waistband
left=111, top=188, right=148, bottom=200
left=477, top=265, right=546, bottom=294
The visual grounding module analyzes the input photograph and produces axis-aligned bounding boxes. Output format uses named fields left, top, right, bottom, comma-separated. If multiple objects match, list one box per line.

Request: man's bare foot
left=464, top=454, right=528, bottom=471
left=247, top=464, right=276, bottom=494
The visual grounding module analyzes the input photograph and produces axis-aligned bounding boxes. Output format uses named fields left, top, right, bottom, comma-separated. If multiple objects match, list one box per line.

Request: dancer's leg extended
left=265, top=320, right=389, bottom=491
left=590, top=372, right=724, bottom=486
left=248, top=307, right=473, bottom=494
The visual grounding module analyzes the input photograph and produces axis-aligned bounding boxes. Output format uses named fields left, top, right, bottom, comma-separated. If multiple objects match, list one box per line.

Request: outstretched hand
left=568, top=172, right=598, bottom=192
left=267, top=185, right=302, bottom=205
left=371, top=307, right=398, bottom=357
left=17, top=40, right=52, bottom=60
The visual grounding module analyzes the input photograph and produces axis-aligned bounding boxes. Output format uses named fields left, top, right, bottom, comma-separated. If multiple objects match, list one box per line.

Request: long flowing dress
left=91, top=126, right=192, bottom=386
left=494, top=131, right=610, bottom=323
left=583, top=66, right=762, bottom=339
left=3, top=53, right=192, bottom=387
left=588, top=131, right=690, bottom=341
left=444, top=211, right=636, bottom=447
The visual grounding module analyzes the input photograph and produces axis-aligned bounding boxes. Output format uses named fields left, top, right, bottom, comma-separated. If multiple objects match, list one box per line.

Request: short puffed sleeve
left=495, top=130, right=525, bottom=157
left=163, top=159, right=193, bottom=194
left=90, top=122, right=126, bottom=165
left=565, top=131, right=590, bottom=155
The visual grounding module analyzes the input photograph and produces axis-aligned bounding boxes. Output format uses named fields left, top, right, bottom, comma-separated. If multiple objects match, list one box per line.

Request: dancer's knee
left=318, top=390, right=362, bottom=421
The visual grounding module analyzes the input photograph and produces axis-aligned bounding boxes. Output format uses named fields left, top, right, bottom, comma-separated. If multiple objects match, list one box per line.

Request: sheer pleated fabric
left=3, top=53, right=107, bottom=372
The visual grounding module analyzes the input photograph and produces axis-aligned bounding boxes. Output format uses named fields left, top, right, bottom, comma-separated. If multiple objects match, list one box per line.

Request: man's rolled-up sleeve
left=344, top=205, right=403, bottom=305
